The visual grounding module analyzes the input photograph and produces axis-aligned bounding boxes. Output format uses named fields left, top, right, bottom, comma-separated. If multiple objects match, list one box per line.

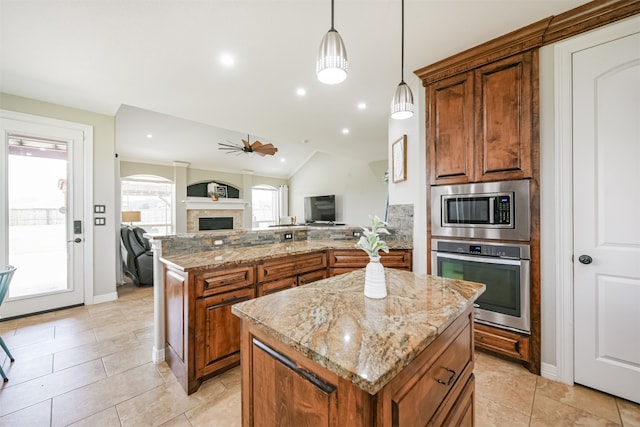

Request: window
left=121, top=175, right=173, bottom=234
left=252, top=185, right=279, bottom=228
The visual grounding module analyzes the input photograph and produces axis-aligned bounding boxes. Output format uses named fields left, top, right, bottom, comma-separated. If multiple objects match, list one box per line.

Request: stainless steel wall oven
left=432, top=239, right=530, bottom=334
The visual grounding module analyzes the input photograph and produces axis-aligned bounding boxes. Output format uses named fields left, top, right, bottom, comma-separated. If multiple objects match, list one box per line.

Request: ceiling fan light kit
left=390, top=0, right=414, bottom=120
left=317, top=0, right=348, bottom=85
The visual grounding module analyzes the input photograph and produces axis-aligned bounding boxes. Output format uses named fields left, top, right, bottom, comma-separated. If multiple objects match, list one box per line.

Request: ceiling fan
left=218, top=135, right=278, bottom=156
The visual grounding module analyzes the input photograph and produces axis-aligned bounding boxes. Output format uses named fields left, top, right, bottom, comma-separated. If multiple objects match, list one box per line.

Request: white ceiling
left=0, top=0, right=590, bottom=178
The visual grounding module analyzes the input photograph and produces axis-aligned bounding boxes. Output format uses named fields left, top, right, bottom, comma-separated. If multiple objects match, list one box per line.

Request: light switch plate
left=284, top=233, right=293, bottom=240
left=94, top=205, right=106, bottom=213
left=94, top=217, right=106, bottom=226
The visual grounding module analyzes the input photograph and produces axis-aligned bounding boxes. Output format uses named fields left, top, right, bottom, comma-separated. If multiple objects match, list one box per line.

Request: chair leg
left=0, top=365, right=7, bottom=383
left=0, top=337, right=14, bottom=362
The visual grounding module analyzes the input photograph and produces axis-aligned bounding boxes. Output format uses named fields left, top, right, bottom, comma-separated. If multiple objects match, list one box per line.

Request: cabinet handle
left=437, top=368, right=457, bottom=386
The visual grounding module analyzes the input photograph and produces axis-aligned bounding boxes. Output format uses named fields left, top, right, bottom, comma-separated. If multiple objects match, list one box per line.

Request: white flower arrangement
left=356, top=215, right=390, bottom=258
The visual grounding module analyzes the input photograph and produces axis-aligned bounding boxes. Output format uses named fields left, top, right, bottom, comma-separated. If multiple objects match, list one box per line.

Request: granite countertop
left=160, top=240, right=412, bottom=272
left=231, top=269, right=485, bottom=395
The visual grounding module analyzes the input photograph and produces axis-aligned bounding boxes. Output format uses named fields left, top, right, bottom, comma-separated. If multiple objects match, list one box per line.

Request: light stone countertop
left=160, top=239, right=412, bottom=272
left=231, top=268, right=485, bottom=395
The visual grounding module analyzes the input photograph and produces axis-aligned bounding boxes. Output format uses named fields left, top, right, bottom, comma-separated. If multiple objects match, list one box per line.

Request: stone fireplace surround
left=185, top=197, right=247, bottom=233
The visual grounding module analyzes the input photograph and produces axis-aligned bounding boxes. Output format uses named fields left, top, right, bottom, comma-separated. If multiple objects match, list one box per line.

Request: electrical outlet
left=284, top=233, right=293, bottom=240
left=214, top=240, right=223, bottom=245
left=352, top=231, right=361, bottom=237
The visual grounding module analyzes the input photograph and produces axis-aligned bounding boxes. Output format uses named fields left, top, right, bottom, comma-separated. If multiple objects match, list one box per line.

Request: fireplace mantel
left=185, top=196, right=248, bottom=211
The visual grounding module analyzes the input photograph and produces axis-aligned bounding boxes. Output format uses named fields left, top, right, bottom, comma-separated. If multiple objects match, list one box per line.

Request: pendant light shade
left=391, top=81, right=414, bottom=119
left=317, top=0, right=348, bottom=85
left=390, top=0, right=414, bottom=119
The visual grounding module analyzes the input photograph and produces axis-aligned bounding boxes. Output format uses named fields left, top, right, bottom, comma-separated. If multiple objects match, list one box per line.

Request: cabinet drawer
left=475, top=322, right=530, bottom=361
left=330, top=249, right=412, bottom=269
left=298, top=269, right=327, bottom=286
left=195, top=265, right=255, bottom=298
left=257, top=276, right=297, bottom=297
left=258, top=252, right=327, bottom=282
left=393, top=322, right=472, bottom=427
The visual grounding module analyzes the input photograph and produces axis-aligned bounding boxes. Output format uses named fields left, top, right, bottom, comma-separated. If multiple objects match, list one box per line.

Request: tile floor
left=1, top=283, right=639, bottom=426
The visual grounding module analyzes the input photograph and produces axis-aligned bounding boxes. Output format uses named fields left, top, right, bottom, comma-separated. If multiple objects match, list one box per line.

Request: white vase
left=364, top=256, right=387, bottom=299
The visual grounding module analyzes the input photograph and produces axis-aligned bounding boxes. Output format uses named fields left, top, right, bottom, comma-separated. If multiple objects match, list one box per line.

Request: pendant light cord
left=330, top=0, right=335, bottom=30
left=400, top=0, right=405, bottom=84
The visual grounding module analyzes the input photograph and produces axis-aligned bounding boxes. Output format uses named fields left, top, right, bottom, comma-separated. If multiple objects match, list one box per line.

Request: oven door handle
left=435, top=252, right=522, bottom=266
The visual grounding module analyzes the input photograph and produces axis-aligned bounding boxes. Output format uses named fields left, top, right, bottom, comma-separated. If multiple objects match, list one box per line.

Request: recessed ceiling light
left=146, top=134, right=153, bottom=139
left=357, top=102, right=366, bottom=109
left=280, top=158, right=286, bottom=163
left=296, top=88, right=306, bottom=96
left=342, top=128, right=350, bottom=135
left=220, top=53, right=234, bottom=66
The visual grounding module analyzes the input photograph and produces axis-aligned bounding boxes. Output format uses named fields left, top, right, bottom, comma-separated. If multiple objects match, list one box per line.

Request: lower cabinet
left=474, top=322, right=530, bottom=362
left=329, top=249, right=413, bottom=276
left=195, top=286, right=255, bottom=379
left=240, top=307, right=475, bottom=426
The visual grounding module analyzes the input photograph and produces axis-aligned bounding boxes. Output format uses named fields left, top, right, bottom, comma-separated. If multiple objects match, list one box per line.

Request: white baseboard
left=92, top=292, right=118, bottom=305
left=152, top=346, right=166, bottom=363
left=541, top=362, right=558, bottom=381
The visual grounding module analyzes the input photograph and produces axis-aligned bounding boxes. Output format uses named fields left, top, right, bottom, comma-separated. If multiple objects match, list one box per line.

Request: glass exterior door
left=1, top=116, right=85, bottom=318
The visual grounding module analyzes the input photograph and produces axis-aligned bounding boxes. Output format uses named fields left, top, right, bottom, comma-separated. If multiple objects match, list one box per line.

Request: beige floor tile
left=1, top=325, right=55, bottom=349
left=186, top=384, right=242, bottom=427
left=134, top=325, right=154, bottom=344
left=116, top=380, right=207, bottom=426
left=159, top=414, right=193, bottom=427
left=537, top=376, right=621, bottom=423
left=50, top=362, right=164, bottom=427
left=531, top=393, right=621, bottom=427
left=618, top=399, right=640, bottom=427
left=218, top=366, right=241, bottom=390
left=9, top=329, right=96, bottom=362
left=0, top=399, right=51, bottom=427
left=102, top=342, right=152, bottom=376
left=475, top=395, right=531, bottom=427
left=67, top=406, right=121, bottom=427
left=474, top=352, right=537, bottom=417
left=53, top=331, right=140, bottom=371
left=0, top=353, right=53, bottom=386
left=93, top=317, right=153, bottom=342
left=0, top=358, right=106, bottom=417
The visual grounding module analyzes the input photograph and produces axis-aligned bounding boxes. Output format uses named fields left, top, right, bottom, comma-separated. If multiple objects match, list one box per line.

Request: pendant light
left=316, top=0, right=348, bottom=85
left=390, top=0, right=414, bottom=119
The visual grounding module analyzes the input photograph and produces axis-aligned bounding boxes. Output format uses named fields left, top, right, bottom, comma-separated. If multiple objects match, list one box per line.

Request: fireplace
left=199, top=217, right=233, bottom=231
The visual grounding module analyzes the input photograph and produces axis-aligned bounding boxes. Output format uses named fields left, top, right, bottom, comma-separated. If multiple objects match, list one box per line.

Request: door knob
left=68, top=238, right=82, bottom=243
left=578, top=255, right=592, bottom=264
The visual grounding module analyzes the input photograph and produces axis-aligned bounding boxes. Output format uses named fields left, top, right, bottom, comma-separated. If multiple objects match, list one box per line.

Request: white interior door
left=573, top=30, right=640, bottom=404
left=0, top=115, right=87, bottom=318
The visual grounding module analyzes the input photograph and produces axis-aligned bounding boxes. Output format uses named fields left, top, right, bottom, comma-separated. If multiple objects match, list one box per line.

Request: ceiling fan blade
left=254, top=146, right=278, bottom=156
left=250, top=140, right=263, bottom=150
left=242, top=139, right=251, bottom=150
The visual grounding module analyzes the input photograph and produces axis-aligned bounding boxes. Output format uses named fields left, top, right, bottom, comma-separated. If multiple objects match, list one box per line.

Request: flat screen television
left=304, top=194, right=336, bottom=223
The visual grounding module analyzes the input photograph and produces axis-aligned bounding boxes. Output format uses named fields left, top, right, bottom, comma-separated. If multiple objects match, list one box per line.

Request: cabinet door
left=428, top=72, right=475, bottom=185
left=195, top=286, right=255, bottom=377
left=250, top=338, right=338, bottom=427
left=474, top=51, right=533, bottom=181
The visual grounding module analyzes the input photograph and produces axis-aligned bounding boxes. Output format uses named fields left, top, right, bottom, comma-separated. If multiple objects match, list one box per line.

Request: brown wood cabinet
left=474, top=322, right=530, bottom=362
left=329, top=248, right=413, bottom=276
left=164, top=251, right=330, bottom=394
left=426, top=51, right=534, bottom=185
left=240, top=305, right=475, bottom=426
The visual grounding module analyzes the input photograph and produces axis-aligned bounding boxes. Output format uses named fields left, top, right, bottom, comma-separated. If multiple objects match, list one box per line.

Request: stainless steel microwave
left=431, top=180, right=530, bottom=241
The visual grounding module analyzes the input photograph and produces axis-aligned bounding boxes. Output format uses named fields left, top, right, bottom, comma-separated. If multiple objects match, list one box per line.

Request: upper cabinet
left=425, top=50, right=535, bottom=185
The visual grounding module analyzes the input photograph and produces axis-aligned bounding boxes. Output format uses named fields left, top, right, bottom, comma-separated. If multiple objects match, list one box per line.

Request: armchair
left=120, top=225, right=154, bottom=286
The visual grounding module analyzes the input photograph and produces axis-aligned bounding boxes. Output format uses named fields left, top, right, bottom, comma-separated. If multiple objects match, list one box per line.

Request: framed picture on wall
left=392, top=135, right=407, bottom=183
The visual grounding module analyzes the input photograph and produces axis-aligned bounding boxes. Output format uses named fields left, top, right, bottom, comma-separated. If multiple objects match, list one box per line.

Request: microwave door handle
left=436, top=252, right=522, bottom=266
left=489, top=197, right=496, bottom=225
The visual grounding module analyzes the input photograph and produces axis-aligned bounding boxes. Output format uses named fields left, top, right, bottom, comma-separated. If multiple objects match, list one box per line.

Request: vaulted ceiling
left=0, top=0, right=590, bottom=178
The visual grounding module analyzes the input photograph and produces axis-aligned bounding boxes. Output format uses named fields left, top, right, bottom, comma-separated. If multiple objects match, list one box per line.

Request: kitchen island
left=232, top=268, right=485, bottom=427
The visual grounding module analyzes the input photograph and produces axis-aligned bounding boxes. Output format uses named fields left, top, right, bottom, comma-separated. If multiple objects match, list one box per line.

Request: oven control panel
left=435, top=240, right=524, bottom=259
